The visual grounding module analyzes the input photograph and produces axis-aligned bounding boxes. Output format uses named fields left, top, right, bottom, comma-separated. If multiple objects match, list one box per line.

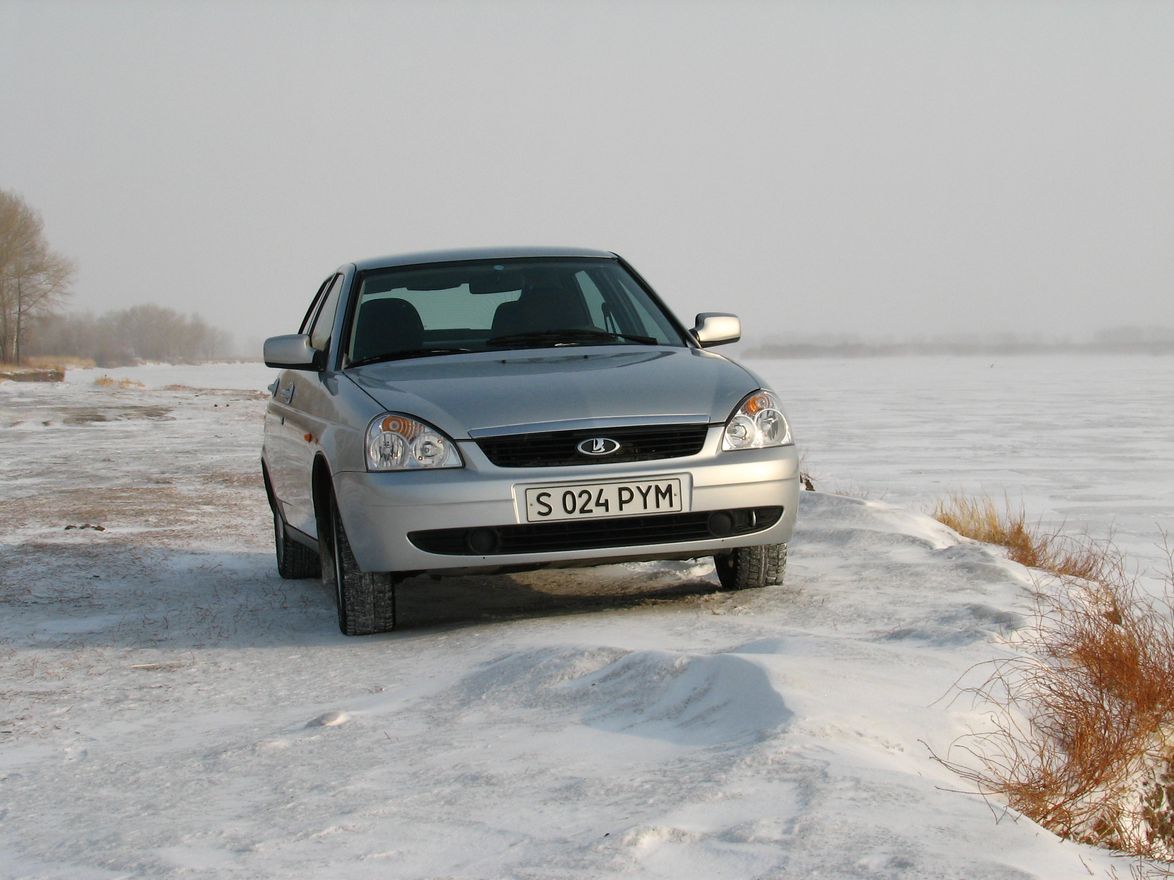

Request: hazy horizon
left=3, top=1, right=1172, bottom=354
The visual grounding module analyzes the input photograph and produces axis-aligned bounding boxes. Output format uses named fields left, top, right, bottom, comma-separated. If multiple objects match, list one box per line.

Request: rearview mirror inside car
left=468, top=270, right=525, bottom=294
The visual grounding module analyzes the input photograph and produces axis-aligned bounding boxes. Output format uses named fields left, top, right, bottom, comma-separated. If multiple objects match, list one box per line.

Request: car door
left=266, top=274, right=343, bottom=537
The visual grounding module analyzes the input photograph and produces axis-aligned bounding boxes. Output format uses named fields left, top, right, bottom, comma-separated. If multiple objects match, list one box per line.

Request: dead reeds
left=934, top=497, right=1174, bottom=865
left=25, top=355, right=95, bottom=370
left=93, top=375, right=145, bottom=389
left=933, top=494, right=1115, bottom=582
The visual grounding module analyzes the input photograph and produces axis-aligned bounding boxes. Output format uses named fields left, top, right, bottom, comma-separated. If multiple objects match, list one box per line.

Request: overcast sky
left=3, top=0, right=1172, bottom=351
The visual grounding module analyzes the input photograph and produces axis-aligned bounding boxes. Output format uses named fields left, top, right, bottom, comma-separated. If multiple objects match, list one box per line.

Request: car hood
left=345, top=346, right=761, bottom=438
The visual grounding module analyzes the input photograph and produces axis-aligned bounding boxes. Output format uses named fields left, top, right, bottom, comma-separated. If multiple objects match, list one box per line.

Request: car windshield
left=345, top=258, right=687, bottom=366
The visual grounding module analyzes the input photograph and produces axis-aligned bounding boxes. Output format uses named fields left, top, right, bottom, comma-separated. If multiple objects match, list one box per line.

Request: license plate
left=522, top=477, right=687, bottom=523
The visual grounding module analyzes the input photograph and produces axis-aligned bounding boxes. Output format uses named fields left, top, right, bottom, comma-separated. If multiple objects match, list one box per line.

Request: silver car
left=262, top=247, right=799, bottom=635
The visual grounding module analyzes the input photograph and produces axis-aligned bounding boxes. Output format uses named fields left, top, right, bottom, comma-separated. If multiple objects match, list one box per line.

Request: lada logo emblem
left=577, top=437, right=621, bottom=457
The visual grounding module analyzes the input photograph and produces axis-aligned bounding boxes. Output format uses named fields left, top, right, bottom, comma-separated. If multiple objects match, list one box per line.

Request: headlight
left=366, top=413, right=463, bottom=471
left=722, top=389, right=792, bottom=450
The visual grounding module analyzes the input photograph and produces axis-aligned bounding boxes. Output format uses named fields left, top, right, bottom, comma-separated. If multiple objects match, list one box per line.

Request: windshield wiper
left=348, top=347, right=472, bottom=368
left=486, top=328, right=658, bottom=347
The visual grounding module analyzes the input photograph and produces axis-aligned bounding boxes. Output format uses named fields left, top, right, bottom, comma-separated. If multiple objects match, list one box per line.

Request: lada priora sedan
left=262, top=247, right=799, bottom=635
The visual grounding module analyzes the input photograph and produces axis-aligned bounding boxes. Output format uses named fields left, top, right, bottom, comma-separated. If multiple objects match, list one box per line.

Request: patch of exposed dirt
left=0, top=486, right=193, bottom=532
left=62, top=405, right=173, bottom=425
left=167, top=385, right=269, bottom=401
left=206, top=471, right=264, bottom=489
left=0, top=368, right=64, bottom=383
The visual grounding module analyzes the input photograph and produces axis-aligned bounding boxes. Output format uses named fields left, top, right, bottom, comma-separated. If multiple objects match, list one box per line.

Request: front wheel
left=714, top=543, right=787, bottom=590
left=322, top=496, right=396, bottom=635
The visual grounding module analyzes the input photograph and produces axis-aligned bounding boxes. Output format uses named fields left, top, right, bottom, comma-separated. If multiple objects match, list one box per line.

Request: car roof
left=350, top=246, right=618, bottom=272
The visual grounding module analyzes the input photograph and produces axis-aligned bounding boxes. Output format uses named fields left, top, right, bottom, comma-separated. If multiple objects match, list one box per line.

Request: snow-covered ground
left=2, top=355, right=1169, bottom=878
left=761, top=354, right=1174, bottom=593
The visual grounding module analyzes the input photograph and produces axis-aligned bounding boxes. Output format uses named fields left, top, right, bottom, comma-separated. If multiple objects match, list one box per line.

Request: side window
left=309, top=275, right=344, bottom=351
left=624, top=294, right=669, bottom=339
left=299, top=275, right=336, bottom=335
left=619, top=277, right=678, bottom=342
left=575, top=271, right=607, bottom=330
left=592, top=268, right=680, bottom=344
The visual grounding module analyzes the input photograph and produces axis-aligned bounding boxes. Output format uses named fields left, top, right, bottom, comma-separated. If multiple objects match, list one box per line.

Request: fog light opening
left=707, top=512, right=735, bottom=537
left=732, top=510, right=756, bottom=532
left=466, top=529, right=499, bottom=555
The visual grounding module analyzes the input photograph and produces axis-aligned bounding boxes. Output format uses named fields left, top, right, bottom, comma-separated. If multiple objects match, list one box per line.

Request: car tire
left=714, top=543, right=787, bottom=590
left=273, top=505, right=321, bottom=580
left=323, top=495, right=396, bottom=636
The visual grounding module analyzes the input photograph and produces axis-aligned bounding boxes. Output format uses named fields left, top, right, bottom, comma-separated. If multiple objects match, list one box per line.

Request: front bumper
left=332, top=427, right=800, bottom=574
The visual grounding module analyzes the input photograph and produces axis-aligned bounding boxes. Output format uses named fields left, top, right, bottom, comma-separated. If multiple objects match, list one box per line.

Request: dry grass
left=934, top=494, right=1115, bottom=582
left=934, top=497, right=1174, bottom=868
left=93, top=374, right=145, bottom=389
left=989, top=572, right=1174, bottom=861
left=24, top=355, right=96, bottom=370
left=0, top=363, right=64, bottom=382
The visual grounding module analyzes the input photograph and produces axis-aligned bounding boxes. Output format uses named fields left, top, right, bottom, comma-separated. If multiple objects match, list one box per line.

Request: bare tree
left=0, top=189, right=74, bottom=364
left=26, top=305, right=234, bottom=365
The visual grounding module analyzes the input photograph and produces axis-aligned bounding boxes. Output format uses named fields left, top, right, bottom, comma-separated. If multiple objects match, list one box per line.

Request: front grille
left=408, top=506, right=783, bottom=556
left=476, top=423, right=710, bottom=468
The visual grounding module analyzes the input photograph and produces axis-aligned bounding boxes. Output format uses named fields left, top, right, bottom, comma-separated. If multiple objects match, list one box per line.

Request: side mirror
left=264, top=334, right=322, bottom=370
left=692, top=313, right=741, bottom=348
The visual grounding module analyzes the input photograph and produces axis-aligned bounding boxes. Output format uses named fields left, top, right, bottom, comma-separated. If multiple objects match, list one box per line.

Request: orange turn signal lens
left=744, top=394, right=769, bottom=415
left=380, top=415, right=419, bottom=438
